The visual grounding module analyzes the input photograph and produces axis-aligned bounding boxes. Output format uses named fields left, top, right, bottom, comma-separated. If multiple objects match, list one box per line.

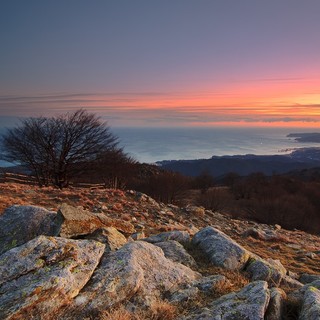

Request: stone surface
left=192, top=226, right=251, bottom=270
left=143, top=230, right=190, bottom=244
left=288, top=280, right=320, bottom=305
left=154, top=240, right=197, bottom=268
left=0, top=205, right=63, bottom=255
left=299, top=286, right=320, bottom=320
left=265, top=287, right=286, bottom=320
left=58, top=203, right=134, bottom=238
left=0, top=235, right=104, bottom=320
left=181, top=281, right=270, bottom=320
left=299, top=273, right=320, bottom=284
left=82, top=227, right=127, bottom=251
left=242, top=227, right=281, bottom=241
left=246, top=257, right=287, bottom=287
left=75, top=241, right=200, bottom=311
left=193, top=275, right=229, bottom=293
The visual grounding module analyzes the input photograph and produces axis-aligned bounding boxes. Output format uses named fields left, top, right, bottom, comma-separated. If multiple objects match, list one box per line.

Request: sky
left=1, top=0, right=320, bottom=128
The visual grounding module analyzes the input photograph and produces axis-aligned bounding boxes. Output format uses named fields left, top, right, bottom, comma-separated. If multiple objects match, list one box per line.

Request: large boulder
left=181, top=281, right=270, bottom=320
left=75, top=241, right=200, bottom=311
left=0, top=205, right=63, bottom=255
left=0, top=235, right=105, bottom=320
left=192, top=226, right=251, bottom=270
left=299, top=286, right=320, bottom=320
left=154, top=240, right=197, bottom=268
left=58, top=203, right=134, bottom=237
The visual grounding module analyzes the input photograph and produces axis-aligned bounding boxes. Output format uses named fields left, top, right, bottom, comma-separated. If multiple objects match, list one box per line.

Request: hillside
left=0, top=182, right=319, bottom=319
left=158, top=147, right=320, bottom=177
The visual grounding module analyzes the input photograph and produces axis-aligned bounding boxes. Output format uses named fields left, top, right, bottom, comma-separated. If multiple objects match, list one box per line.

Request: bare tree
left=1, top=109, right=121, bottom=188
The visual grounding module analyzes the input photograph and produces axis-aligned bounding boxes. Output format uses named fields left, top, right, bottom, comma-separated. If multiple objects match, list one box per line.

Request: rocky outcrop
left=75, top=241, right=200, bottom=311
left=181, top=281, right=270, bottom=320
left=299, top=286, right=320, bottom=320
left=0, top=235, right=104, bottom=320
left=0, top=205, right=63, bottom=255
left=192, top=226, right=251, bottom=270
left=0, top=199, right=319, bottom=320
left=58, top=203, right=134, bottom=236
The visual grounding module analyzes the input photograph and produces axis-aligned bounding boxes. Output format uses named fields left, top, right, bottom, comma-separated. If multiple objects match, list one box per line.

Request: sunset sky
left=1, top=1, right=320, bottom=127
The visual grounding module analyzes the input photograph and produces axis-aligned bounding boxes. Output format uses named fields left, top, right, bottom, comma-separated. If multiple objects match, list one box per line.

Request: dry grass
left=101, top=300, right=177, bottom=320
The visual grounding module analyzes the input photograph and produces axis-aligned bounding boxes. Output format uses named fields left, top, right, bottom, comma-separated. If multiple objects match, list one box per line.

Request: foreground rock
left=0, top=235, right=104, bottom=320
left=75, top=241, right=200, bottom=311
left=181, top=281, right=270, bottom=320
left=192, top=226, right=251, bottom=270
left=0, top=205, right=62, bottom=255
left=58, top=203, right=134, bottom=236
left=299, top=286, right=320, bottom=320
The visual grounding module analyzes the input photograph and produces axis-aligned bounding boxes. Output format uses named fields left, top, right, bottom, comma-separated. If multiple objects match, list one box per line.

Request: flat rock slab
left=75, top=241, right=200, bottom=311
left=58, top=203, right=134, bottom=237
left=0, top=235, right=104, bottom=320
left=0, top=205, right=63, bottom=255
left=192, top=226, right=251, bottom=270
left=182, top=281, right=270, bottom=320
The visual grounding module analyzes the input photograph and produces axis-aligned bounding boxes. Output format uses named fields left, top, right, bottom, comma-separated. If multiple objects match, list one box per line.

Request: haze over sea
left=112, top=126, right=319, bottom=163
left=0, top=125, right=319, bottom=167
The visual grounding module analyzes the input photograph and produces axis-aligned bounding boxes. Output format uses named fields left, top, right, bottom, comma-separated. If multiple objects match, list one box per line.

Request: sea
left=112, top=126, right=320, bottom=163
left=0, top=126, right=319, bottom=166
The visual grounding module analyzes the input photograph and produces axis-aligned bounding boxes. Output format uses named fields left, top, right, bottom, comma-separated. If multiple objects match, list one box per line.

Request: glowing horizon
left=1, top=1, right=320, bottom=129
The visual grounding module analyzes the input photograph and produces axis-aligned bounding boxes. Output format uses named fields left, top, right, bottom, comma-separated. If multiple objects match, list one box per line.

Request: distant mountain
left=157, top=147, right=320, bottom=177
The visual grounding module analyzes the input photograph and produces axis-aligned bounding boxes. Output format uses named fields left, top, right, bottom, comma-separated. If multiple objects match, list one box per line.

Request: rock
left=81, top=227, right=127, bottom=251
left=129, top=231, right=146, bottom=241
left=169, top=286, right=199, bottom=303
left=143, top=230, right=190, bottom=244
left=192, top=226, right=251, bottom=270
left=242, top=227, right=267, bottom=240
left=154, top=240, right=197, bottom=268
left=193, top=275, right=229, bottom=293
left=281, top=275, right=303, bottom=289
left=300, top=273, right=320, bottom=284
left=246, top=258, right=286, bottom=287
left=181, top=281, right=270, bottom=320
left=75, top=241, right=200, bottom=311
left=58, top=203, right=134, bottom=238
left=265, top=287, right=286, bottom=320
left=299, top=286, right=320, bottom=320
left=185, top=205, right=205, bottom=217
left=0, top=235, right=104, bottom=320
left=288, top=280, right=320, bottom=305
left=0, top=205, right=63, bottom=255
left=242, top=227, right=280, bottom=241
